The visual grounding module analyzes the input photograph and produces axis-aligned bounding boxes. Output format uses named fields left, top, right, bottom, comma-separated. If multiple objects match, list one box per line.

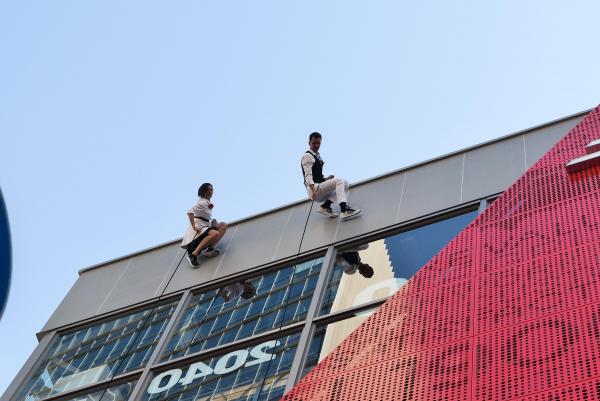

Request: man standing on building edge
left=301, top=132, right=361, bottom=220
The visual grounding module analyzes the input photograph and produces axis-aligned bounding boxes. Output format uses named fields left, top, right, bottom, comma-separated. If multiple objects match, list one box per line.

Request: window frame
left=7, top=197, right=489, bottom=401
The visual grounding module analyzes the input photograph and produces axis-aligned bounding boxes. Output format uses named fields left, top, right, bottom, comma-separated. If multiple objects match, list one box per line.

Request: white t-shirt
left=188, top=198, right=213, bottom=234
left=221, top=282, right=245, bottom=302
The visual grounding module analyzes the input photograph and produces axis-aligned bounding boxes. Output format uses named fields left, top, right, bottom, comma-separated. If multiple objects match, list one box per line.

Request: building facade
left=1, top=108, right=592, bottom=401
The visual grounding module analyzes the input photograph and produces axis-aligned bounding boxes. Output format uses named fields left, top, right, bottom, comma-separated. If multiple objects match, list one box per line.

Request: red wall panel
left=283, top=106, right=600, bottom=400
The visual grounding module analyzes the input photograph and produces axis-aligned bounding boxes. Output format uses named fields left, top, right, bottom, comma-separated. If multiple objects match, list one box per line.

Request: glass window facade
left=16, top=300, right=178, bottom=401
left=320, top=210, right=478, bottom=315
left=7, top=204, right=489, bottom=401
left=144, top=332, right=301, bottom=401
left=53, top=381, right=136, bottom=401
left=161, top=257, right=323, bottom=362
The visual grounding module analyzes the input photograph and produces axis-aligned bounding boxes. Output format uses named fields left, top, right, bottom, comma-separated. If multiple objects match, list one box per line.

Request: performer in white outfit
left=336, top=244, right=374, bottom=278
left=181, top=183, right=228, bottom=268
left=301, top=132, right=361, bottom=220
left=219, top=280, right=256, bottom=302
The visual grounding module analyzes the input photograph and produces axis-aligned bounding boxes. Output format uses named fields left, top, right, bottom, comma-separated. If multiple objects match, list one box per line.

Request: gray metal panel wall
left=41, top=244, right=181, bottom=333
left=524, top=117, right=582, bottom=168
left=40, top=113, right=584, bottom=334
left=334, top=172, right=407, bottom=243
left=42, top=259, right=129, bottom=332
left=96, top=244, right=181, bottom=314
left=461, top=135, right=526, bottom=202
left=396, top=154, right=464, bottom=222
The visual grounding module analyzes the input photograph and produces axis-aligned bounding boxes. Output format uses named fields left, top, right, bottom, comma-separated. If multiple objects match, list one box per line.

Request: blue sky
left=1, top=0, right=600, bottom=395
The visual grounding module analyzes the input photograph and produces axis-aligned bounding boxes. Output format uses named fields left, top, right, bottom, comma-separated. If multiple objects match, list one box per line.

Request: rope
left=91, top=193, right=319, bottom=400
left=254, top=192, right=318, bottom=398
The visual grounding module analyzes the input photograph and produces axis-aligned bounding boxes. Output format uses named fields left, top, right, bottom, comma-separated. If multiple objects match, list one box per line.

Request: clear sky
left=1, top=0, right=600, bottom=395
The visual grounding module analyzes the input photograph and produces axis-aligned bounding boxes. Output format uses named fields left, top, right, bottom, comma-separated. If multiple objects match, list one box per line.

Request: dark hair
left=198, top=183, right=213, bottom=198
left=241, top=282, right=256, bottom=299
left=358, top=263, right=374, bottom=278
left=309, top=132, right=322, bottom=141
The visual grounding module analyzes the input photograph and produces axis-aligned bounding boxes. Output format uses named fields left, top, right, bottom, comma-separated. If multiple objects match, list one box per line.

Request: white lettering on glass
left=147, top=369, right=183, bottom=395
left=147, top=341, right=280, bottom=395
left=213, top=350, right=248, bottom=374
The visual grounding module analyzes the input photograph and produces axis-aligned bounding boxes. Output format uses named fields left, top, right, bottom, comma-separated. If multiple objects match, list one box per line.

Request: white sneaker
left=318, top=206, right=338, bottom=218
left=340, top=208, right=361, bottom=220
left=204, top=248, right=220, bottom=258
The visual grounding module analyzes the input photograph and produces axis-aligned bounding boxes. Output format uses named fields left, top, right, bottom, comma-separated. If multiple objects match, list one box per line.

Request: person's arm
left=187, top=212, right=200, bottom=232
left=301, top=154, right=318, bottom=199
left=219, top=289, right=230, bottom=302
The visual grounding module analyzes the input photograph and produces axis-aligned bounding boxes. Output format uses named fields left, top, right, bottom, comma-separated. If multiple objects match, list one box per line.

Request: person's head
left=198, top=183, right=213, bottom=199
left=308, top=132, right=322, bottom=153
left=241, top=281, right=256, bottom=299
left=358, top=263, right=374, bottom=278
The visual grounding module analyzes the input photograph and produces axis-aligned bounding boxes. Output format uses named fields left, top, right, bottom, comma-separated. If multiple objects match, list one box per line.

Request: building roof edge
left=78, top=107, right=592, bottom=275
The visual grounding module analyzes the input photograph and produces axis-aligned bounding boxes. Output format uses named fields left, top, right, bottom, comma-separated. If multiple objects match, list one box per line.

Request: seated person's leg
left=341, top=251, right=360, bottom=266
left=316, top=180, right=338, bottom=217
left=193, top=229, right=220, bottom=257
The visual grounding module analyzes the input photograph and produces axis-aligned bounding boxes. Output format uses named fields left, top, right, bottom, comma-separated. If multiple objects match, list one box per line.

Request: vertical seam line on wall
left=395, top=172, right=408, bottom=223
left=522, top=134, right=528, bottom=169
left=331, top=195, right=344, bottom=243
left=211, top=225, right=239, bottom=280
left=271, top=208, right=294, bottom=262
left=96, top=259, right=133, bottom=315
left=155, top=248, right=188, bottom=297
left=127, top=290, right=193, bottom=401
left=459, top=153, right=466, bottom=203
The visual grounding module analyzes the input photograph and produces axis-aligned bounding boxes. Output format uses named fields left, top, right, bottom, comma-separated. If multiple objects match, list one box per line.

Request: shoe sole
left=318, top=210, right=338, bottom=218
left=341, top=210, right=361, bottom=221
left=187, top=256, right=200, bottom=268
left=204, top=250, right=220, bottom=258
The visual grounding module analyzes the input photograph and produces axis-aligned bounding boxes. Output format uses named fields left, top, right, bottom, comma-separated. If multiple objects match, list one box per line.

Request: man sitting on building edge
left=301, top=132, right=361, bottom=220
left=336, top=244, right=374, bottom=278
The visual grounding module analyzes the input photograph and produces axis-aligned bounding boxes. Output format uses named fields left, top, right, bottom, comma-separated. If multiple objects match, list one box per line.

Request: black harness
left=302, top=150, right=325, bottom=184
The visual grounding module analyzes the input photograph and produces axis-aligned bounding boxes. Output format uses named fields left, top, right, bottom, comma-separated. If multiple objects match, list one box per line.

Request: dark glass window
left=144, top=333, right=302, bottom=401
left=320, top=210, right=478, bottom=315
left=161, top=257, right=323, bottom=362
left=17, top=300, right=178, bottom=401
left=52, top=381, right=135, bottom=401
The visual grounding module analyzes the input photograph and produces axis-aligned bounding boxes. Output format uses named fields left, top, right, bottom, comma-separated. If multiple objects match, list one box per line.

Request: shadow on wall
left=0, top=187, right=11, bottom=320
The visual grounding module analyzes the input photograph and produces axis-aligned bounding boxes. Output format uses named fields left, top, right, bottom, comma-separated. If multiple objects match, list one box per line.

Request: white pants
left=307, top=178, right=349, bottom=204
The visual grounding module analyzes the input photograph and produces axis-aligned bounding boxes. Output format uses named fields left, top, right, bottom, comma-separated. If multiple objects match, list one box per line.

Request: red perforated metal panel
left=282, top=106, right=600, bottom=401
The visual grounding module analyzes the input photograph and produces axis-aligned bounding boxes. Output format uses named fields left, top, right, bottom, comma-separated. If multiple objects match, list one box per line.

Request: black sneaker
left=187, top=253, right=200, bottom=268
left=340, top=207, right=361, bottom=220
left=186, top=245, right=195, bottom=257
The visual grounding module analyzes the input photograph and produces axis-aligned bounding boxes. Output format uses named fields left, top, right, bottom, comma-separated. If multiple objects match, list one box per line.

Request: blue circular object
left=0, top=188, right=11, bottom=319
